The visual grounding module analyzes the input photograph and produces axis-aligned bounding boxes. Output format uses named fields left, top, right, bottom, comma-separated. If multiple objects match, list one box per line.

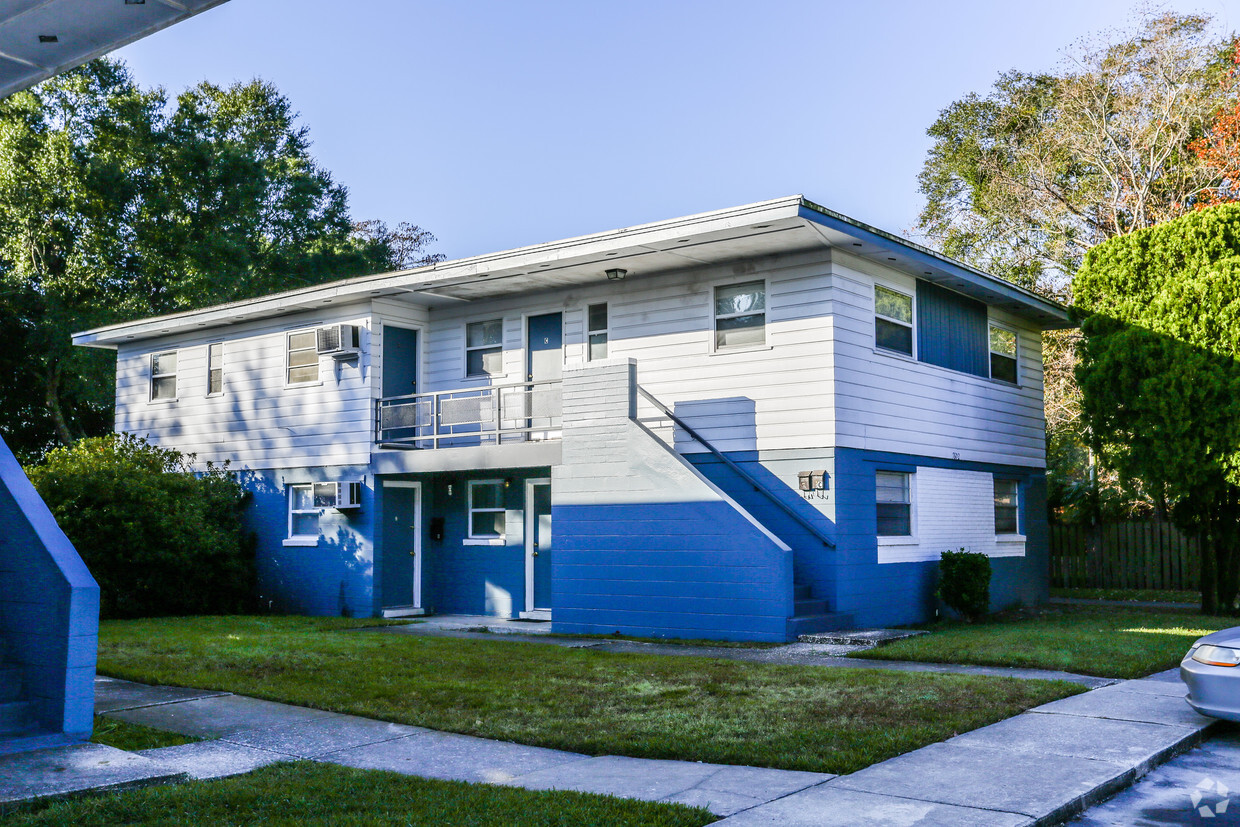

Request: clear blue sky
left=115, top=0, right=1238, bottom=261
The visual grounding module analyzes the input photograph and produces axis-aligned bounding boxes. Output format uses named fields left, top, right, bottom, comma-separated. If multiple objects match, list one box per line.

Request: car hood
left=1192, top=627, right=1240, bottom=648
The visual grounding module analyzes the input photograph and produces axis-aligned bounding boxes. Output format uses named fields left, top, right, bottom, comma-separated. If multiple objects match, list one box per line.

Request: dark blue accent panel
left=552, top=500, right=793, bottom=643
left=916, top=280, right=988, bottom=377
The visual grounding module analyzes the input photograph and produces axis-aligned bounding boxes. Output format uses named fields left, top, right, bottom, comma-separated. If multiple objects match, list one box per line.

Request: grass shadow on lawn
left=97, top=616, right=1083, bottom=776
left=849, top=603, right=1235, bottom=679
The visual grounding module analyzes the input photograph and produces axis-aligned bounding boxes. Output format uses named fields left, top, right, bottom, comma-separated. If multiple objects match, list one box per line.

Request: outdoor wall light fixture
left=504, top=478, right=513, bottom=489
left=605, top=269, right=627, bottom=281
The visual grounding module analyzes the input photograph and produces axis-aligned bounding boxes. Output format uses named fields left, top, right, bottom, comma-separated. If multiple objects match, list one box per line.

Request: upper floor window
left=150, top=351, right=177, bottom=401
left=876, top=470, right=912, bottom=536
left=287, top=331, right=319, bottom=385
left=994, top=478, right=1019, bottom=534
left=875, top=285, right=913, bottom=356
left=989, top=324, right=1018, bottom=384
left=207, top=342, right=223, bottom=396
left=466, top=319, right=503, bottom=377
left=587, top=303, right=608, bottom=361
left=714, top=280, right=765, bottom=349
left=468, top=479, right=505, bottom=539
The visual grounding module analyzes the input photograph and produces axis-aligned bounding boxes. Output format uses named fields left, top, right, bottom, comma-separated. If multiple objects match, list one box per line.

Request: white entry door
left=522, top=478, right=552, bottom=619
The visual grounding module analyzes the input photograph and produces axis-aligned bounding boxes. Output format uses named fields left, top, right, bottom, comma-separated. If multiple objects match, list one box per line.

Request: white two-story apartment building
left=74, top=196, right=1071, bottom=641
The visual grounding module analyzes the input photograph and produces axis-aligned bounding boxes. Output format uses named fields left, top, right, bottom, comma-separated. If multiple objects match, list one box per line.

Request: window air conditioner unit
left=316, top=324, right=361, bottom=359
left=314, top=481, right=363, bottom=510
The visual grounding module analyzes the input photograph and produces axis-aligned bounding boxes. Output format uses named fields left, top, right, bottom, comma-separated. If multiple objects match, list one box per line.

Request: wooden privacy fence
left=1049, top=521, right=1200, bottom=591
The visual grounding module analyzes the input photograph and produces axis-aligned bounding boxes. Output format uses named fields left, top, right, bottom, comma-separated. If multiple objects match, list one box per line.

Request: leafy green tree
left=0, top=60, right=439, bottom=460
left=26, top=433, right=257, bottom=618
left=1074, top=203, right=1240, bottom=615
left=916, top=11, right=1237, bottom=518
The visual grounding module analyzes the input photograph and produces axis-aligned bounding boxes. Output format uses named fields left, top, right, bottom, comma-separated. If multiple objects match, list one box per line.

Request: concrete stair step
left=786, top=612, right=855, bottom=638
left=0, top=666, right=22, bottom=704
left=793, top=598, right=828, bottom=616
left=792, top=583, right=812, bottom=600
left=0, top=701, right=33, bottom=736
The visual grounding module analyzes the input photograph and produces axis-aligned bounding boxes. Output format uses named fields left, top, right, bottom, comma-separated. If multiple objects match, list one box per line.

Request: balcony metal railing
left=375, top=380, right=562, bottom=449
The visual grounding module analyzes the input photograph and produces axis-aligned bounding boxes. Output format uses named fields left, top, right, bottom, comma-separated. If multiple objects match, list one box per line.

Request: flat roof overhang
left=73, top=195, right=1073, bottom=349
left=0, top=0, right=229, bottom=101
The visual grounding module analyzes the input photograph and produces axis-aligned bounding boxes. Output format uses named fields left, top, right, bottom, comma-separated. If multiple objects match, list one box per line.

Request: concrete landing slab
left=138, top=740, right=286, bottom=780
left=510, top=755, right=833, bottom=817
left=715, top=784, right=1033, bottom=826
left=94, top=676, right=229, bottom=713
left=107, top=694, right=339, bottom=738
left=949, top=711, right=1201, bottom=770
left=321, top=729, right=587, bottom=785
left=832, top=741, right=1132, bottom=823
left=223, top=716, right=425, bottom=758
left=798, top=629, right=929, bottom=646
left=1035, top=683, right=1214, bottom=728
left=0, top=743, right=185, bottom=804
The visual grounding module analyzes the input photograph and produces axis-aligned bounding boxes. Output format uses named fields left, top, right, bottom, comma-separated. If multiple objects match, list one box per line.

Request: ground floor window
left=994, top=478, right=1020, bottom=534
left=288, top=484, right=320, bottom=538
left=468, top=479, right=506, bottom=539
left=876, top=471, right=912, bottom=536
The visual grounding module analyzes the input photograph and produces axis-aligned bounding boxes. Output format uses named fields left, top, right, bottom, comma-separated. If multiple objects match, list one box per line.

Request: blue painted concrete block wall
left=685, top=450, right=837, bottom=605
left=551, top=359, right=795, bottom=643
left=831, top=448, right=1049, bottom=627
left=376, top=469, right=549, bottom=617
left=242, top=466, right=376, bottom=618
left=0, top=437, right=98, bottom=738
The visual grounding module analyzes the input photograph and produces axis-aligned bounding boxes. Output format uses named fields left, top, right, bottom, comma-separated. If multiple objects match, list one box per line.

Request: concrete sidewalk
left=77, top=668, right=1216, bottom=825
left=2, top=669, right=1216, bottom=823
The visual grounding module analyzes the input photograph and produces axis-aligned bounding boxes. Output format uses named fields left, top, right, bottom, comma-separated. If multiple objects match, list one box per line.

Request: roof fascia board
left=74, top=196, right=807, bottom=346
left=797, top=200, right=1072, bottom=328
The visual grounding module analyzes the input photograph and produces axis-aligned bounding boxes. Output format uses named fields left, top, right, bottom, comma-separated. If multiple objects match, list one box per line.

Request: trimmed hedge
left=26, top=434, right=256, bottom=618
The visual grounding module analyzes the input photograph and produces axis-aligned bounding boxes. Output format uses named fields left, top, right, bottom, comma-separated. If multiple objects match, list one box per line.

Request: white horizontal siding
left=414, top=250, right=838, bottom=453
left=114, top=304, right=374, bottom=470
left=830, top=251, right=1046, bottom=467
left=878, top=466, right=1024, bottom=564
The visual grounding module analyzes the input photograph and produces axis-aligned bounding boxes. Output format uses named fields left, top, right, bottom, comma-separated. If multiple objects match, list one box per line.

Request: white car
left=1181, top=627, right=1240, bottom=721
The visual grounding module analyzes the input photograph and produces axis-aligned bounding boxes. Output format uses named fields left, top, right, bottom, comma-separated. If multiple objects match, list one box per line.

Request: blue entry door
left=526, top=313, right=563, bottom=382
left=526, top=480, right=552, bottom=614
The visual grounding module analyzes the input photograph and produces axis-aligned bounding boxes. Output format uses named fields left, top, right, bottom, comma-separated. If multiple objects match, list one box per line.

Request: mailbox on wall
left=798, top=470, right=828, bottom=491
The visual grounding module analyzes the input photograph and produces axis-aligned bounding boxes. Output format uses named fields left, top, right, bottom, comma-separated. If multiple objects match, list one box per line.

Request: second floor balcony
left=376, top=380, right=562, bottom=450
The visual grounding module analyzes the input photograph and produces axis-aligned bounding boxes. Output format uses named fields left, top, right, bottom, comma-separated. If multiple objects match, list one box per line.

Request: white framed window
left=989, top=324, right=1018, bottom=384
left=467, top=479, right=505, bottom=540
left=287, top=484, right=321, bottom=539
left=876, top=471, right=912, bottom=536
left=994, top=478, right=1020, bottom=535
left=207, top=342, right=223, bottom=396
left=150, top=351, right=177, bottom=401
left=286, top=330, right=319, bottom=385
left=465, top=319, right=503, bottom=377
left=875, top=284, right=914, bottom=356
left=587, top=303, right=608, bottom=361
left=714, top=280, right=766, bottom=349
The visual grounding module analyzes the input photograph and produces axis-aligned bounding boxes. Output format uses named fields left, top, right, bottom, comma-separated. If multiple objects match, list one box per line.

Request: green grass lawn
left=849, top=603, right=1233, bottom=679
left=96, top=616, right=1082, bottom=775
left=90, top=715, right=203, bottom=751
left=3, top=761, right=713, bottom=826
left=1050, top=587, right=1200, bottom=604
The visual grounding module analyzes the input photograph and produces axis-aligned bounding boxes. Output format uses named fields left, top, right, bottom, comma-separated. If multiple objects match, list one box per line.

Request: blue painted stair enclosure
left=0, top=437, right=99, bottom=750
left=552, top=360, right=803, bottom=642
